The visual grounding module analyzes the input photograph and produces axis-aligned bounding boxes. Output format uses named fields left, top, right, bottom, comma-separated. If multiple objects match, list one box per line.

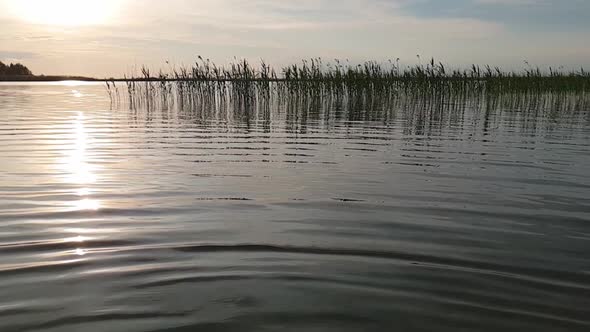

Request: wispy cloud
left=0, top=50, right=39, bottom=64
left=0, top=0, right=587, bottom=76
left=473, top=0, right=541, bottom=4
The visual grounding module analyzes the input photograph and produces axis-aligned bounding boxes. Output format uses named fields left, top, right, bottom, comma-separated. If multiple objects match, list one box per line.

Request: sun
left=8, top=0, right=118, bottom=26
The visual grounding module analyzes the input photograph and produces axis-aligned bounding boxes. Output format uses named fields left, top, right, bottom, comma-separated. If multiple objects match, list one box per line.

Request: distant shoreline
left=0, top=75, right=103, bottom=82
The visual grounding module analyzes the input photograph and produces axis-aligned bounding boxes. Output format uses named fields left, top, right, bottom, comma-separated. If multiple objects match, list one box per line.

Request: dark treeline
left=0, top=61, right=33, bottom=76
left=0, top=61, right=101, bottom=81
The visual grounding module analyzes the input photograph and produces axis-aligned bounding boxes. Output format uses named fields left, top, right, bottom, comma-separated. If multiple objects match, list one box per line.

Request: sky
left=0, top=0, right=588, bottom=77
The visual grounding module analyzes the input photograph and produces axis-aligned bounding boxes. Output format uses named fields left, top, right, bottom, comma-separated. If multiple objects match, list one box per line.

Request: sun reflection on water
left=57, top=110, right=103, bottom=256
left=75, top=198, right=100, bottom=211
left=60, top=111, right=102, bottom=213
left=76, top=187, right=91, bottom=197
left=67, top=112, right=97, bottom=185
left=63, top=236, right=90, bottom=257
left=64, top=235, right=90, bottom=243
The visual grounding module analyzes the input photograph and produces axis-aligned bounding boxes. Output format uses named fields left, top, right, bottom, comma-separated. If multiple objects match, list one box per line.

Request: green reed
left=105, top=57, right=590, bottom=113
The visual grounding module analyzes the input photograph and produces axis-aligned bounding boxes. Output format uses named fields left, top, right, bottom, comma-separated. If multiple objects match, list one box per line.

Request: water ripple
left=1, top=83, right=590, bottom=331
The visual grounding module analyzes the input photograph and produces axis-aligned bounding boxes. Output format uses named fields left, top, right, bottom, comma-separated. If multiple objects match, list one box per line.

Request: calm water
left=1, top=82, right=590, bottom=331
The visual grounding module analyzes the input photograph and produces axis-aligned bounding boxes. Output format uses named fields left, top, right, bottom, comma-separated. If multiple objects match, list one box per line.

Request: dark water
left=1, top=82, right=590, bottom=331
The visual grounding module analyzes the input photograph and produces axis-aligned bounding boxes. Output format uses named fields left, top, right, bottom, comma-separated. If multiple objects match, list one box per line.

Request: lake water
left=1, top=82, right=590, bottom=331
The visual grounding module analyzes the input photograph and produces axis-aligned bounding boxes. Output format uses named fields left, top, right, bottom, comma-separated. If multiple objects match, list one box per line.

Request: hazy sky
left=0, top=0, right=588, bottom=77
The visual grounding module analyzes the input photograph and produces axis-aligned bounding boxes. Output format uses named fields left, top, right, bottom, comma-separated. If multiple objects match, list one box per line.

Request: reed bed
left=105, top=57, right=590, bottom=117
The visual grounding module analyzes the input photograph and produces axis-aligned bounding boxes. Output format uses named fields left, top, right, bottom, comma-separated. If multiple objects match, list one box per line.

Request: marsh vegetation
left=105, top=57, right=590, bottom=120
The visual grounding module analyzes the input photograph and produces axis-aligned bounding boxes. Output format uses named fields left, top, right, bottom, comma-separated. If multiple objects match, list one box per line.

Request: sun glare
left=9, top=0, right=118, bottom=26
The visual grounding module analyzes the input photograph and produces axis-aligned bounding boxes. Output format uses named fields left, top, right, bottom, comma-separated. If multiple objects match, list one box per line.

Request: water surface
left=1, top=82, right=590, bottom=331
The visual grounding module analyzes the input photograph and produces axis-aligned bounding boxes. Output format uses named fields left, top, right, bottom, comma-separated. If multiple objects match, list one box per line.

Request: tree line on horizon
left=0, top=61, right=33, bottom=76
